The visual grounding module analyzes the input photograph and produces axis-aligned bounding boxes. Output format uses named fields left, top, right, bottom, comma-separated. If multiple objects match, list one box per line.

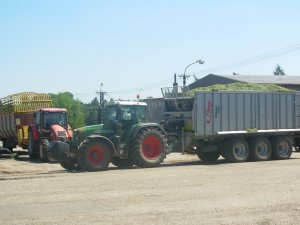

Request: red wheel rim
left=142, top=136, right=162, bottom=159
left=87, top=145, right=105, bottom=164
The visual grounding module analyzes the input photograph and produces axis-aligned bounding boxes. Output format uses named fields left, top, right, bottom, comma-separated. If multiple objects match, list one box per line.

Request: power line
left=107, top=78, right=172, bottom=94
left=75, top=42, right=300, bottom=98
left=193, top=42, right=300, bottom=76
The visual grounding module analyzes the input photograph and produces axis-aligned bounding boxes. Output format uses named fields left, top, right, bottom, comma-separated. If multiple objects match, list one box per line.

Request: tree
left=273, top=64, right=285, bottom=76
left=51, top=92, right=85, bottom=129
left=82, top=97, right=100, bottom=126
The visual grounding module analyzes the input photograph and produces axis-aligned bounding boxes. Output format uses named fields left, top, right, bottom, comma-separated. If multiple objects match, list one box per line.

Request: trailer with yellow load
left=0, top=92, right=72, bottom=161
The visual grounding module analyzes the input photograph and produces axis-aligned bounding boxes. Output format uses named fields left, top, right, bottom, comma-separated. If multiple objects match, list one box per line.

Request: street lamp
left=179, top=59, right=204, bottom=86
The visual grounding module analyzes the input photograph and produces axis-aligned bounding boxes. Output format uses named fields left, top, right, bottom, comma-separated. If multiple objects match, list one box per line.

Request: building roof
left=218, top=74, right=300, bottom=84
left=189, top=74, right=300, bottom=89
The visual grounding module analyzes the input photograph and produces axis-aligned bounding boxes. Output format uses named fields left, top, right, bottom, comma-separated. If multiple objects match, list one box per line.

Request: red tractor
left=27, top=108, right=72, bottom=161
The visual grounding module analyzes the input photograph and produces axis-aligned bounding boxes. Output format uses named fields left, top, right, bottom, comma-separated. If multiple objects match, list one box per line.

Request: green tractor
left=48, top=101, right=168, bottom=171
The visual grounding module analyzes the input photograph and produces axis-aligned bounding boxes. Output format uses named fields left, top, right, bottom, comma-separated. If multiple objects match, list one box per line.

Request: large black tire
left=196, top=145, right=220, bottom=162
left=271, top=136, right=292, bottom=160
left=111, top=157, right=134, bottom=168
left=59, top=161, right=81, bottom=171
left=223, top=138, right=250, bottom=163
left=39, top=139, right=49, bottom=162
left=28, top=130, right=39, bottom=159
left=77, top=140, right=112, bottom=171
left=130, top=128, right=167, bottom=168
left=249, top=137, right=272, bottom=161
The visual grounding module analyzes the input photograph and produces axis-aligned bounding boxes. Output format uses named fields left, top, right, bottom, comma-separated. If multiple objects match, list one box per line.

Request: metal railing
left=0, top=92, right=52, bottom=113
left=161, top=86, right=190, bottom=99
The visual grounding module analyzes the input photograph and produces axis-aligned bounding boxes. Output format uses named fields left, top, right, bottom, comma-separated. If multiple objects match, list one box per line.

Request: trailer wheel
left=196, top=145, right=220, bottom=162
left=249, top=137, right=272, bottom=161
left=28, top=130, right=39, bottom=159
left=78, top=140, right=111, bottom=171
left=196, top=150, right=220, bottom=162
left=223, top=138, right=250, bottom=163
left=271, top=136, right=292, bottom=160
left=111, top=157, right=134, bottom=168
left=131, top=128, right=167, bottom=168
left=39, top=139, right=49, bottom=162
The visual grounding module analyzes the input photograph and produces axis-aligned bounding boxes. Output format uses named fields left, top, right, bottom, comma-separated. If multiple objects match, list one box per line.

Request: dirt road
left=1, top=152, right=300, bottom=225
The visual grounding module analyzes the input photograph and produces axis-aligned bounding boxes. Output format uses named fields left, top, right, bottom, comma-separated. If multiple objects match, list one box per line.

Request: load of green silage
left=187, top=82, right=293, bottom=96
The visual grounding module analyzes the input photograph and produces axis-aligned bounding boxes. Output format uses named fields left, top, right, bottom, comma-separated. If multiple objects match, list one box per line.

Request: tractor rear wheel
left=39, top=139, right=49, bottom=162
left=77, top=140, right=112, bottom=171
left=130, top=128, right=167, bottom=168
left=28, top=130, right=39, bottom=159
left=111, top=157, right=134, bottom=168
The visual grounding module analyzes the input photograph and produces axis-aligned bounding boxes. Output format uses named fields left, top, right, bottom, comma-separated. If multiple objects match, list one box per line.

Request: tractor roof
left=38, top=108, right=67, bottom=112
left=106, top=101, right=147, bottom=106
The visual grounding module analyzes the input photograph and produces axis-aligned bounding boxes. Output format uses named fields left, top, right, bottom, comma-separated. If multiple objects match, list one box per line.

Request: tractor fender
left=29, top=125, right=39, bottom=141
left=130, top=123, right=167, bottom=141
left=83, top=135, right=117, bottom=155
left=67, top=124, right=73, bottom=140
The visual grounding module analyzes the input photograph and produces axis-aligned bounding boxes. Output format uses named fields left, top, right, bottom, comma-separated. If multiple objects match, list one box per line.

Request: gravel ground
left=1, top=151, right=300, bottom=225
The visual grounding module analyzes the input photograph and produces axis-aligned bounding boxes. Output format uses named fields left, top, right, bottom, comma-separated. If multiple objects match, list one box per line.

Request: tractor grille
left=58, top=131, right=67, bottom=138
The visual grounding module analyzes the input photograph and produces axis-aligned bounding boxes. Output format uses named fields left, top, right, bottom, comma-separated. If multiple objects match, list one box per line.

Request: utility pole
left=173, top=73, right=179, bottom=95
left=178, top=59, right=204, bottom=86
left=177, top=73, right=190, bottom=86
left=96, top=83, right=106, bottom=123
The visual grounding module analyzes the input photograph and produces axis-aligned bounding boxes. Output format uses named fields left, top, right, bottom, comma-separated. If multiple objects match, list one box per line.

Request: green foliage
left=82, top=97, right=100, bottom=126
left=273, top=64, right=285, bottom=76
left=246, top=128, right=258, bottom=133
left=187, top=82, right=292, bottom=96
left=51, top=92, right=85, bottom=129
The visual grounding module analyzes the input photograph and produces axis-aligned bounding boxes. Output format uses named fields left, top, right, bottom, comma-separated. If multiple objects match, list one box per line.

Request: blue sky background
left=1, top=0, right=300, bottom=102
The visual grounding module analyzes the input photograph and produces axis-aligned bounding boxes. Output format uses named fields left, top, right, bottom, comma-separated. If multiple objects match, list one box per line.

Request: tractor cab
left=35, top=108, right=68, bottom=130
left=103, top=101, right=147, bottom=129
left=33, top=108, right=70, bottom=141
left=29, top=108, right=72, bottom=161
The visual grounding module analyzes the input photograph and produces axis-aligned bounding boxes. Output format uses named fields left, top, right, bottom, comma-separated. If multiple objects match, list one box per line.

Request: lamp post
left=96, top=83, right=106, bottom=124
left=179, top=59, right=204, bottom=86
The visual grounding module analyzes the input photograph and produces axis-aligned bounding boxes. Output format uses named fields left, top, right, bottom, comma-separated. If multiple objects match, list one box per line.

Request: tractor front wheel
left=77, top=140, right=112, bottom=171
left=130, top=128, right=167, bottom=168
left=28, top=130, right=38, bottom=159
left=39, top=139, right=49, bottom=162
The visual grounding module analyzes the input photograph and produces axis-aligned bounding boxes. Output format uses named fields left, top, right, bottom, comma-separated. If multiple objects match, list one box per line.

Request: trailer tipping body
left=193, top=91, right=300, bottom=137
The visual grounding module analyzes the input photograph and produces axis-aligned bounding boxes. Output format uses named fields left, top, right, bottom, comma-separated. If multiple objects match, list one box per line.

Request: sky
left=1, top=0, right=300, bottom=103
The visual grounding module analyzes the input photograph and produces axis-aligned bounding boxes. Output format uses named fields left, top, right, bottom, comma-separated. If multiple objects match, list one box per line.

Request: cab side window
left=35, top=112, right=41, bottom=128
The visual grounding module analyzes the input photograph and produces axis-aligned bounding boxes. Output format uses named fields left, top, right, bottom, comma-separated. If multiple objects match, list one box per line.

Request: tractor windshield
left=43, top=112, right=67, bottom=129
left=105, top=104, right=146, bottom=123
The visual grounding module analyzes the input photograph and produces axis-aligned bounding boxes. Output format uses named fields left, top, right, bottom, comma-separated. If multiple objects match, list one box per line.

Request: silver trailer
left=193, top=91, right=300, bottom=136
left=161, top=88, right=300, bottom=163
